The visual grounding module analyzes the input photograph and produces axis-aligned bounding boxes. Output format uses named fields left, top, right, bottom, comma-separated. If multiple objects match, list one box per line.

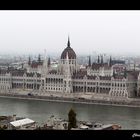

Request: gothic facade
left=0, top=37, right=139, bottom=99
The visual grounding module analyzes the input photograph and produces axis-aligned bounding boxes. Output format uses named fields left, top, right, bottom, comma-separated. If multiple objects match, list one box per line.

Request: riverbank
left=0, top=92, right=140, bottom=108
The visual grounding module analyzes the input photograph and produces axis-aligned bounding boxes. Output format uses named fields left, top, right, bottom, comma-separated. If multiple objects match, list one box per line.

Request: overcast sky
left=0, top=10, right=140, bottom=56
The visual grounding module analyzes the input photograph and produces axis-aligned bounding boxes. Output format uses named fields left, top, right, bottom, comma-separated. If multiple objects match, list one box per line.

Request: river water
left=0, top=97, right=140, bottom=129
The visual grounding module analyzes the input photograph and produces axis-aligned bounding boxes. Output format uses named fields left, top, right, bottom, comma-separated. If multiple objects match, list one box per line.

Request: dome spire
left=67, top=36, right=70, bottom=47
left=61, top=36, right=76, bottom=59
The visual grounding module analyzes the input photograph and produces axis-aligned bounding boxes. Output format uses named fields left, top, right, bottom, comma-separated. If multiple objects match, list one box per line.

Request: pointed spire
left=67, top=36, right=70, bottom=47
left=101, top=55, right=103, bottom=64
left=88, top=56, right=91, bottom=67
left=134, top=63, right=136, bottom=71
left=109, top=56, right=112, bottom=67
left=48, top=57, right=51, bottom=67
left=97, top=55, right=100, bottom=64
left=28, top=56, right=31, bottom=65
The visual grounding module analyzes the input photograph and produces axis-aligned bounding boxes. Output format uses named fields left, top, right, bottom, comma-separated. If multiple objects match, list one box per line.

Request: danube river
left=0, top=97, right=140, bottom=129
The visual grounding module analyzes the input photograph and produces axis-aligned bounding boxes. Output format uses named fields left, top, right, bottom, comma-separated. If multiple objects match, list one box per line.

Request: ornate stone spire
left=97, top=55, right=100, bottom=64
left=42, top=53, right=48, bottom=76
left=28, top=56, right=31, bottom=65
left=101, top=55, right=103, bottom=64
left=134, top=63, right=136, bottom=71
left=48, top=57, right=51, bottom=67
left=109, top=56, right=112, bottom=67
left=88, top=56, right=91, bottom=67
left=67, top=36, right=70, bottom=47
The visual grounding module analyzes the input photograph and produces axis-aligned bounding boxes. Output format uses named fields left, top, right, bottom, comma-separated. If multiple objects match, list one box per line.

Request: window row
left=46, top=87, right=62, bottom=90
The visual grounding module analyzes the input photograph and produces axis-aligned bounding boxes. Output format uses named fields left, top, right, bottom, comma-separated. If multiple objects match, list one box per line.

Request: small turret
left=28, top=56, right=31, bottom=65
left=88, top=56, right=91, bottom=67
left=48, top=57, right=51, bottom=67
left=97, top=55, right=100, bottom=64
left=134, top=63, right=136, bottom=71
left=101, top=55, right=103, bottom=64
left=42, top=54, right=48, bottom=76
left=109, top=56, right=112, bottom=67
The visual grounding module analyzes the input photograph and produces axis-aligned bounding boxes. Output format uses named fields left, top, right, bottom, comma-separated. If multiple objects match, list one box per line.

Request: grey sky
left=0, top=10, right=140, bottom=56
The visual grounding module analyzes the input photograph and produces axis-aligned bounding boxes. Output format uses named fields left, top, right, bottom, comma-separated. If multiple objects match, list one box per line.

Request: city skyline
left=0, top=10, right=140, bottom=56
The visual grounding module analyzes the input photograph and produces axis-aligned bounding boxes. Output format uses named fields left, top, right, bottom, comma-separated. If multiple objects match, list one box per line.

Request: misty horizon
left=0, top=10, right=140, bottom=57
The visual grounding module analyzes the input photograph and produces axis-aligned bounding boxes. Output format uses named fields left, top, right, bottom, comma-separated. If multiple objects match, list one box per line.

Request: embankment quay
left=1, top=91, right=140, bottom=108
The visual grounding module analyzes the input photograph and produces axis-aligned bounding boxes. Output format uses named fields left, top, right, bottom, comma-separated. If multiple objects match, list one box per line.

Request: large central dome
left=61, top=37, right=76, bottom=59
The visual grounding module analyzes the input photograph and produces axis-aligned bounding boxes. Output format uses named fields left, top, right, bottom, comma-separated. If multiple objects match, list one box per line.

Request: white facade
left=0, top=39, right=138, bottom=99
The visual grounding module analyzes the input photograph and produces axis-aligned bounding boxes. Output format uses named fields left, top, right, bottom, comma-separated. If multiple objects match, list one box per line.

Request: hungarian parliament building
left=0, top=37, right=140, bottom=99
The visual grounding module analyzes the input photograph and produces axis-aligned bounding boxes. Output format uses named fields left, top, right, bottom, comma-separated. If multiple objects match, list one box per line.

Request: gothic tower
left=59, top=36, right=78, bottom=74
left=88, top=56, right=91, bottom=67
left=63, top=52, right=72, bottom=93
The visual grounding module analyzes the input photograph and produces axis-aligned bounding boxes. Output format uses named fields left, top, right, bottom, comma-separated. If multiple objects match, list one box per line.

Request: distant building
left=111, top=60, right=125, bottom=65
left=0, top=37, right=139, bottom=99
